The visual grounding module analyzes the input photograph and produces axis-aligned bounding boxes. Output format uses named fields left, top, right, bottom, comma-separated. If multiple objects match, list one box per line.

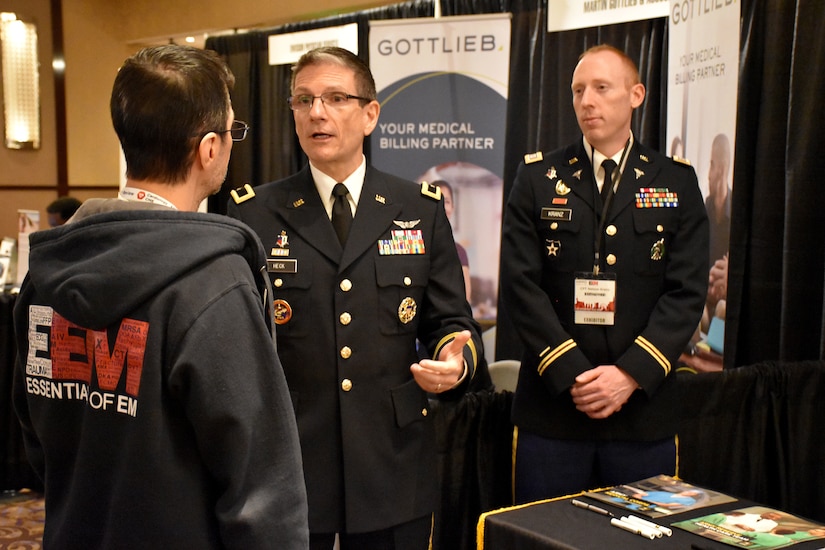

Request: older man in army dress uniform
left=227, top=47, right=482, bottom=550
left=501, top=45, right=709, bottom=502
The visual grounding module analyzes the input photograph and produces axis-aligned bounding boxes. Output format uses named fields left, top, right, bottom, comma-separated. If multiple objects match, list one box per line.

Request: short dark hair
left=46, top=197, right=82, bottom=218
left=291, top=47, right=376, bottom=101
left=110, top=45, right=235, bottom=184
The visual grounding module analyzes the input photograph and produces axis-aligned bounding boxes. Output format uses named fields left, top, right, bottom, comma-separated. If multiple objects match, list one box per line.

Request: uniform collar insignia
left=634, top=168, right=645, bottom=180
left=546, top=166, right=557, bottom=180
left=572, top=169, right=583, bottom=180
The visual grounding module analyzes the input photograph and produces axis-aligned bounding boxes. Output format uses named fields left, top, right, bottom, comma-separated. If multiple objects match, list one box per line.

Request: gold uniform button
left=341, top=379, right=353, bottom=392
left=339, top=312, right=352, bottom=325
left=606, top=225, right=617, bottom=236
left=340, top=346, right=352, bottom=359
left=340, top=279, right=352, bottom=292
left=403, top=276, right=412, bottom=286
left=273, top=278, right=283, bottom=288
left=606, top=254, right=617, bottom=266
left=550, top=222, right=559, bottom=230
left=657, top=224, right=664, bottom=233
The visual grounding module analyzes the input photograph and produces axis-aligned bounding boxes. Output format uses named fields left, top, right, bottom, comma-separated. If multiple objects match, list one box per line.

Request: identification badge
left=267, top=259, right=297, bottom=273
left=574, top=272, right=617, bottom=326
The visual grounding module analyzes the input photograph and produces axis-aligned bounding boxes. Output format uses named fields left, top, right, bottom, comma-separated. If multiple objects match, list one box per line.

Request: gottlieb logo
left=375, top=34, right=499, bottom=56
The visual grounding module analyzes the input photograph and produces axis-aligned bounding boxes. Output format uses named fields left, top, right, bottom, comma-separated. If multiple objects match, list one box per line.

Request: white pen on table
left=610, top=517, right=658, bottom=540
left=622, top=514, right=672, bottom=537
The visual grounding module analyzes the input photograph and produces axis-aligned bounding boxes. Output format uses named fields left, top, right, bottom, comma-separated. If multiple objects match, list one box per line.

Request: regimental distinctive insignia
left=555, top=180, right=571, bottom=196
left=640, top=154, right=651, bottom=163
left=568, top=157, right=579, bottom=165
left=271, top=230, right=290, bottom=257
left=650, top=238, right=665, bottom=261
left=635, top=188, right=679, bottom=208
left=375, top=194, right=386, bottom=204
left=378, top=230, right=426, bottom=255
left=546, top=239, right=561, bottom=257
left=398, top=297, right=417, bottom=324
left=273, top=299, right=293, bottom=325
left=546, top=166, right=557, bottom=180
left=420, top=182, right=442, bottom=201
left=293, top=198, right=305, bottom=208
left=230, top=183, right=256, bottom=204
left=634, top=168, right=645, bottom=180
left=572, top=169, right=583, bottom=180
left=525, top=151, right=544, bottom=164
left=393, top=219, right=421, bottom=229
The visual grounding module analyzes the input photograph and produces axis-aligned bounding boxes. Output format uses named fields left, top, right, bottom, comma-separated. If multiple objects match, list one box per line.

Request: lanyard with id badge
left=574, top=140, right=630, bottom=327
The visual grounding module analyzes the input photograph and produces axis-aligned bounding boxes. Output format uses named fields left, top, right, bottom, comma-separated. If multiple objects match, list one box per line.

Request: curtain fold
left=725, top=0, right=825, bottom=366
left=678, top=361, right=825, bottom=521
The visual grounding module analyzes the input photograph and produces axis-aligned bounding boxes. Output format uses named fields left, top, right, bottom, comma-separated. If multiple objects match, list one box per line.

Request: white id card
left=574, top=272, right=617, bottom=325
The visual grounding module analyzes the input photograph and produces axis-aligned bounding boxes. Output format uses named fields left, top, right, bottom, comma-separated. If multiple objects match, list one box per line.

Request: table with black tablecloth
left=0, top=291, right=40, bottom=490
left=478, top=490, right=825, bottom=550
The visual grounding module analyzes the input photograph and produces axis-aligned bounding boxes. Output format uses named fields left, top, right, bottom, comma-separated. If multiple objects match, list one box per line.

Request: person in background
left=45, top=196, right=82, bottom=227
left=500, top=44, right=708, bottom=502
left=432, top=179, right=472, bottom=303
left=705, top=133, right=732, bottom=265
left=227, top=46, right=482, bottom=550
left=13, top=44, right=308, bottom=549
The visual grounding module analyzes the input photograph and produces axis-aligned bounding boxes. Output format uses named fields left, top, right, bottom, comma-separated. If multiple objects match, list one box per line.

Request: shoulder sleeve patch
left=420, top=182, right=442, bottom=201
left=230, top=183, right=256, bottom=204
left=672, top=156, right=692, bottom=166
left=524, top=151, right=544, bottom=164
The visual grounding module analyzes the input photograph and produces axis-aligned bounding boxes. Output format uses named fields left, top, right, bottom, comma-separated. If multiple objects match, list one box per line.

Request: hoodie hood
left=25, top=199, right=266, bottom=330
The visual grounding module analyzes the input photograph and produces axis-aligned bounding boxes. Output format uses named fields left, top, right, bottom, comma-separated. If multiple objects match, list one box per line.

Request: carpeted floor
left=0, top=490, right=44, bottom=549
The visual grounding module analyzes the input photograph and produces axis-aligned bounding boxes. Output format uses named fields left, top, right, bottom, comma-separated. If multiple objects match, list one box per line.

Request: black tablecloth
left=479, top=493, right=825, bottom=550
left=0, top=292, right=40, bottom=490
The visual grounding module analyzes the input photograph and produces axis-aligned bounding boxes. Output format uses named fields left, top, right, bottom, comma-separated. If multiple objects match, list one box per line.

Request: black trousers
left=309, top=515, right=432, bottom=550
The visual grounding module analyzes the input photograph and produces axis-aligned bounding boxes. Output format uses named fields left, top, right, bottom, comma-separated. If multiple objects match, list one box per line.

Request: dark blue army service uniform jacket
left=501, top=140, right=709, bottom=443
left=226, top=165, right=481, bottom=534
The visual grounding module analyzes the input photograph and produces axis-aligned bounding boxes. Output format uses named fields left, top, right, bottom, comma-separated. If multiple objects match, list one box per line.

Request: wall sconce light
left=0, top=12, right=41, bottom=150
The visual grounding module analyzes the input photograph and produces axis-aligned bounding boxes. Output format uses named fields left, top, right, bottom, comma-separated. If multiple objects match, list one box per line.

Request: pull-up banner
left=667, top=0, right=740, bottom=367
left=368, top=14, right=511, bottom=320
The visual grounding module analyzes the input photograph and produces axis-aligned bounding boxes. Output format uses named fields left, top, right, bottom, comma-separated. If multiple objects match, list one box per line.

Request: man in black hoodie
left=13, top=45, right=308, bottom=549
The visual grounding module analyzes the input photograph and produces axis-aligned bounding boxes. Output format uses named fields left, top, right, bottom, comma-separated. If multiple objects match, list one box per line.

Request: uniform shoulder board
left=524, top=151, right=544, bottom=164
left=672, top=156, right=692, bottom=166
left=230, top=183, right=256, bottom=204
left=420, top=182, right=442, bottom=201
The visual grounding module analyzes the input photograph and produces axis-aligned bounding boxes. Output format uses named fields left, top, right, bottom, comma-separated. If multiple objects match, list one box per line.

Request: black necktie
left=331, top=183, right=352, bottom=245
left=600, top=159, right=617, bottom=205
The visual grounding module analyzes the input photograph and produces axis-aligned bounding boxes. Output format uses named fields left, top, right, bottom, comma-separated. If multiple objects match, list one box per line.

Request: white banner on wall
left=546, top=0, right=669, bottom=32
left=268, top=23, right=359, bottom=66
left=667, top=0, right=739, bottom=364
left=369, top=14, right=511, bottom=320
